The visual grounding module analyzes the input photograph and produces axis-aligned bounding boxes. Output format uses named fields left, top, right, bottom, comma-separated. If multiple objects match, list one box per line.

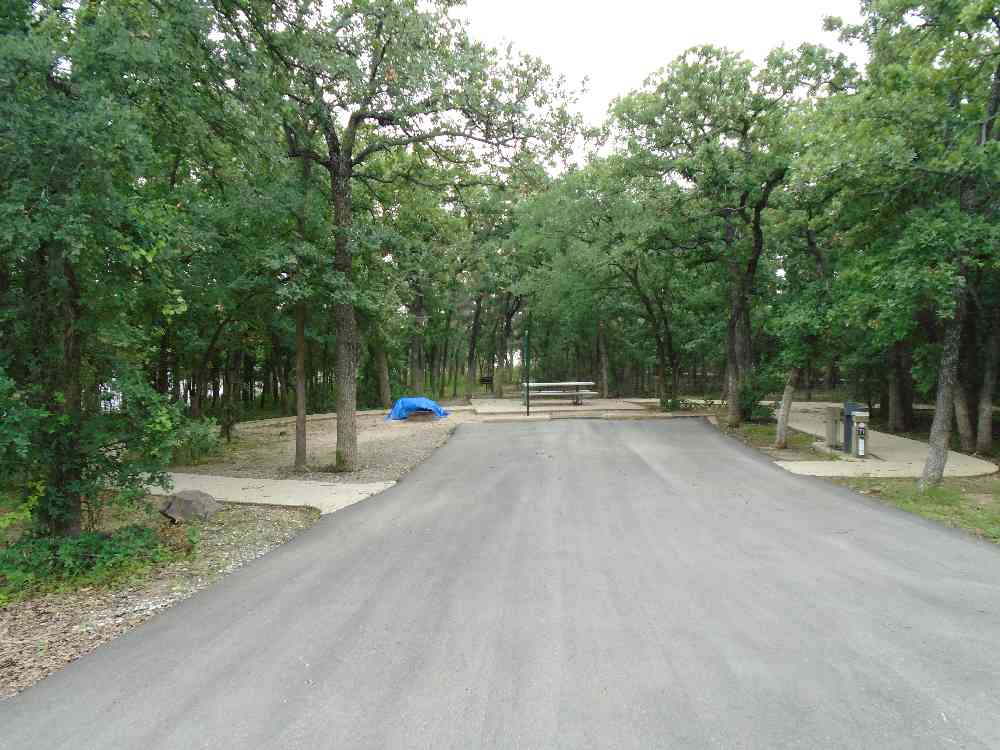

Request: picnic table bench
left=522, top=381, right=598, bottom=406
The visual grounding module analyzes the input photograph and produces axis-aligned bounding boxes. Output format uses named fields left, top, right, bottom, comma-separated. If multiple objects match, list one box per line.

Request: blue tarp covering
left=385, top=396, right=450, bottom=421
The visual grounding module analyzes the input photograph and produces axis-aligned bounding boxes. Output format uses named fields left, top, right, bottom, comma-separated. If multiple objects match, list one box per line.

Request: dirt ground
left=175, top=411, right=479, bottom=483
left=717, top=420, right=836, bottom=462
left=0, top=504, right=318, bottom=700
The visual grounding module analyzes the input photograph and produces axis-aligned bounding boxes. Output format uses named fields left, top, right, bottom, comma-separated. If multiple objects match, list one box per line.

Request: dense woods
left=2, top=0, right=999, bottom=535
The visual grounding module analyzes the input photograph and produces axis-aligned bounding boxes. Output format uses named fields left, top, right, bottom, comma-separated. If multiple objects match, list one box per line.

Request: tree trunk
left=155, top=328, right=170, bottom=395
left=438, top=331, right=451, bottom=401
left=374, top=341, right=392, bottom=408
left=887, top=342, right=905, bottom=432
left=42, top=255, right=84, bottom=535
left=824, top=361, right=836, bottom=391
left=331, top=167, right=358, bottom=472
left=190, top=373, right=201, bottom=418
left=409, top=295, right=424, bottom=394
left=919, top=296, right=966, bottom=491
left=976, top=310, right=999, bottom=454
left=496, top=330, right=508, bottom=398
left=724, top=236, right=754, bottom=426
left=774, top=367, right=801, bottom=449
left=294, top=303, right=308, bottom=471
left=597, top=320, right=609, bottom=399
left=653, top=339, right=669, bottom=403
left=465, top=294, right=483, bottom=399
left=953, top=382, right=976, bottom=453
left=725, top=299, right=752, bottom=427
left=451, top=348, right=460, bottom=399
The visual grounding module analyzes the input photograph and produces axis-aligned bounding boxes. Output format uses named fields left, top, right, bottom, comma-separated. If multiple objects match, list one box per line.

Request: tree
left=822, top=2, right=1000, bottom=487
left=213, top=0, right=574, bottom=470
left=0, top=2, right=186, bottom=533
left=614, top=44, right=850, bottom=425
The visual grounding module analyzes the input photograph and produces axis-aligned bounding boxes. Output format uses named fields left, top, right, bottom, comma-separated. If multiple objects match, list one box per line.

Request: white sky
left=458, top=0, right=867, bottom=127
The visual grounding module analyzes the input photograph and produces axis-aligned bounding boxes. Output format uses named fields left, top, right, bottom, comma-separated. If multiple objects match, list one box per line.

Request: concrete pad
left=601, top=411, right=707, bottom=420
left=621, top=398, right=661, bottom=406
left=684, top=397, right=997, bottom=478
left=785, top=404, right=996, bottom=478
left=775, top=461, right=984, bottom=478
left=480, top=414, right=551, bottom=423
left=473, top=398, right=646, bottom=416
left=157, top=473, right=394, bottom=515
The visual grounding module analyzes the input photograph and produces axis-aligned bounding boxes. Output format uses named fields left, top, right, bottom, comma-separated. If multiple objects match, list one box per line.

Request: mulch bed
left=175, top=411, right=475, bottom=483
left=0, top=503, right=318, bottom=700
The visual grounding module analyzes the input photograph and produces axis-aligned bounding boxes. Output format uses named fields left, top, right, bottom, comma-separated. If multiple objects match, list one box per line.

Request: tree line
left=1, top=0, right=998, bottom=536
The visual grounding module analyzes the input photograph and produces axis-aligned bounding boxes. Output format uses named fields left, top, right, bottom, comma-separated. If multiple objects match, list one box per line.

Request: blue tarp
left=385, top=396, right=450, bottom=421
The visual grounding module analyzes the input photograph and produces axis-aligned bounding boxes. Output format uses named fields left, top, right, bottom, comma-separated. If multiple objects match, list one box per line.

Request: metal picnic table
left=521, top=381, right=598, bottom=406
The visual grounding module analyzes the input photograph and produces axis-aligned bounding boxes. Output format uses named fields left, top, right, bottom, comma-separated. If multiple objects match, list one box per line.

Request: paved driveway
left=3, top=419, right=999, bottom=749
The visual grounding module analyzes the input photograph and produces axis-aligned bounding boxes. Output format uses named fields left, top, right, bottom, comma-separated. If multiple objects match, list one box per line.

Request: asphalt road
left=4, top=419, right=1000, bottom=749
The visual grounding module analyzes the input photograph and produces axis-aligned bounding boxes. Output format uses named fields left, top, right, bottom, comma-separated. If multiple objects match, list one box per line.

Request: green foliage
left=0, top=370, right=181, bottom=535
left=0, top=372, right=48, bottom=530
left=172, top=418, right=224, bottom=466
left=2, top=0, right=998, bottom=506
left=0, top=526, right=170, bottom=603
left=738, top=374, right=778, bottom=424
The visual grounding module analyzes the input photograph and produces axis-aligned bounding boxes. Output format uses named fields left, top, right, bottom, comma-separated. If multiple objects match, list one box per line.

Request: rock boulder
left=158, top=489, right=224, bottom=524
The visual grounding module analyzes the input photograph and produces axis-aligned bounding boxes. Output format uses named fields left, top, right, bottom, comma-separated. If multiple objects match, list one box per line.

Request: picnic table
left=522, top=381, right=597, bottom=406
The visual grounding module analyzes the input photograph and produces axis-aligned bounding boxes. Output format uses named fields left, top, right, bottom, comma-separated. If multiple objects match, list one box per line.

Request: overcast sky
left=457, top=0, right=867, bottom=127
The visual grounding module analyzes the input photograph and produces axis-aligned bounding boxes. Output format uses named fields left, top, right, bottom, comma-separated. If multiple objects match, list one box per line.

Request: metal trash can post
left=825, top=407, right=841, bottom=449
left=842, top=401, right=857, bottom=454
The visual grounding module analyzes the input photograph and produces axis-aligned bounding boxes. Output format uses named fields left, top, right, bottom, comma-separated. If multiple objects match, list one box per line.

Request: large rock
left=158, top=489, right=224, bottom=524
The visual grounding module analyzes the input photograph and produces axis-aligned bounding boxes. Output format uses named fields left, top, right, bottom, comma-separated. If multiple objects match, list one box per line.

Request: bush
left=0, top=525, right=169, bottom=601
left=738, top=374, right=777, bottom=424
left=172, top=417, right=223, bottom=465
left=1, top=371, right=179, bottom=535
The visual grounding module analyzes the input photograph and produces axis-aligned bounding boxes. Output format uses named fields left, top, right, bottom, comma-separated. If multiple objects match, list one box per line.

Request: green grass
left=0, top=497, right=195, bottom=604
left=833, top=475, right=1000, bottom=544
left=720, top=419, right=817, bottom=450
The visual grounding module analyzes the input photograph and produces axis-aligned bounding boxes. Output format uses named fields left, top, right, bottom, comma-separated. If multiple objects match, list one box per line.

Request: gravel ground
left=0, top=503, right=318, bottom=700
left=175, top=411, right=479, bottom=483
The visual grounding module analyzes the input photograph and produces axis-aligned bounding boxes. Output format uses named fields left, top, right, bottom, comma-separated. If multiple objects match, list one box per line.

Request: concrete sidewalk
left=680, top=397, right=996, bottom=478
left=155, top=473, right=394, bottom=515
left=779, top=402, right=997, bottom=478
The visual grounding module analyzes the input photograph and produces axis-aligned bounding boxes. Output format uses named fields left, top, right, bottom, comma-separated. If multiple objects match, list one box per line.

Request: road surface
left=4, top=419, right=999, bottom=749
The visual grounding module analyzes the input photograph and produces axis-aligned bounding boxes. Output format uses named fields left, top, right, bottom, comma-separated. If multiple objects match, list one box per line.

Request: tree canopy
left=3, top=0, right=999, bottom=535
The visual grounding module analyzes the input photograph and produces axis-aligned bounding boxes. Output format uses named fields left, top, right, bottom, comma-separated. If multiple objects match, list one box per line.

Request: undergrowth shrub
left=0, top=525, right=169, bottom=602
left=172, top=417, right=223, bottom=465
left=738, top=373, right=778, bottom=423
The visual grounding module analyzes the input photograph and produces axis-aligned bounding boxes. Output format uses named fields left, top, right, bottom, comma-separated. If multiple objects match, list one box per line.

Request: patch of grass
left=833, top=475, right=1000, bottom=544
left=725, top=421, right=813, bottom=450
